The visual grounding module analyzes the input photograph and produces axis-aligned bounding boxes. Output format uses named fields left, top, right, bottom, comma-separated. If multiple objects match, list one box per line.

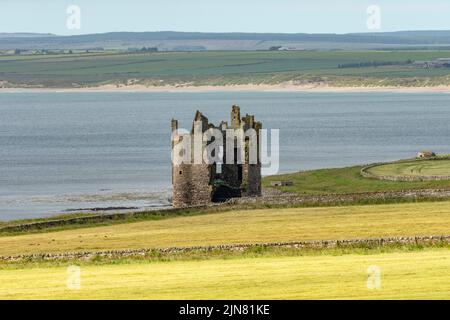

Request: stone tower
left=171, top=105, right=262, bottom=208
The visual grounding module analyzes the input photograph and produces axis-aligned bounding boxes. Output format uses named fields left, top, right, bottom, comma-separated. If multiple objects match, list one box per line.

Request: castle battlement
left=171, top=105, right=262, bottom=208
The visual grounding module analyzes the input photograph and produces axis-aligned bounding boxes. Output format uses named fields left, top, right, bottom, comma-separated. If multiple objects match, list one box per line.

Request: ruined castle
left=171, top=105, right=262, bottom=208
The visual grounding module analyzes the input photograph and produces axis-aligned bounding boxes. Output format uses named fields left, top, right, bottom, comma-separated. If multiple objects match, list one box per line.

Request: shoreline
left=3, top=83, right=450, bottom=93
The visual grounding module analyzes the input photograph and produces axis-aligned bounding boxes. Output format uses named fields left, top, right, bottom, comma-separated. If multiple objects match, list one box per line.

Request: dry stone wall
left=1, top=235, right=448, bottom=262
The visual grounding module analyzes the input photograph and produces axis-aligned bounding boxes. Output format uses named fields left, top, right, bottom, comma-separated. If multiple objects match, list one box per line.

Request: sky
left=1, top=0, right=450, bottom=35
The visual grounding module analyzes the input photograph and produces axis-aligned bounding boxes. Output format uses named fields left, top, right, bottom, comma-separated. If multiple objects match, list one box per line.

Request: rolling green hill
left=5, top=30, right=450, bottom=50
left=263, top=164, right=450, bottom=195
left=2, top=50, right=450, bottom=88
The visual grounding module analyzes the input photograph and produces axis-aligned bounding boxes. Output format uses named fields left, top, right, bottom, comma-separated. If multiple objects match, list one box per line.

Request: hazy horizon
left=2, top=0, right=450, bottom=35
left=5, top=29, right=450, bottom=37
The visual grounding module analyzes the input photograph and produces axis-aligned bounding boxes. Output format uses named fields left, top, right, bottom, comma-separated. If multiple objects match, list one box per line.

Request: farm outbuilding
left=417, top=151, right=436, bottom=158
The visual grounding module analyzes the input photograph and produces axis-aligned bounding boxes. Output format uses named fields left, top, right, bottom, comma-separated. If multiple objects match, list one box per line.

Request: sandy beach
left=2, top=83, right=450, bottom=93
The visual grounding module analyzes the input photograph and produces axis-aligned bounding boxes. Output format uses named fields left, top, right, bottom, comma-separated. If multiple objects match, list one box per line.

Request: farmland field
left=1, top=201, right=450, bottom=256
left=0, top=248, right=449, bottom=299
left=2, top=50, right=450, bottom=87
left=1, top=200, right=450, bottom=300
left=367, top=160, right=450, bottom=178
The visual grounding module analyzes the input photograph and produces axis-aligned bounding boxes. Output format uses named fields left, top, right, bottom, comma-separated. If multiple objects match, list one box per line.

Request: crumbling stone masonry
left=172, top=105, right=262, bottom=208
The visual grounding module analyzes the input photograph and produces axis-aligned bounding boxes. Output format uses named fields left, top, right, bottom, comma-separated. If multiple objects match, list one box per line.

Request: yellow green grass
left=0, top=248, right=449, bottom=299
left=1, top=201, right=450, bottom=257
left=367, top=160, right=450, bottom=177
left=262, top=165, right=450, bottom=195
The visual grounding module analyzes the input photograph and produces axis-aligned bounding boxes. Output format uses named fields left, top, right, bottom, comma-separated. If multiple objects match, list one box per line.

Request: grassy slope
left=1, top=163, right=449, bottom=231
left=3, top=50, right=450, bottom=87
left=1, top=248, right=449, bottom=299
left=1, top=201, right=450, bottom=256
left=262, top=165, right=450, bottom=194
left=368, top=160, right=450, bottom=177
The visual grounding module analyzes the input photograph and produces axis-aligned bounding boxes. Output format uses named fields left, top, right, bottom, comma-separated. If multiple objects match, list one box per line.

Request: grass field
left=1, top=201, right=450, bottom=256
left=2, top=162, right=450, bottom=299
left=3, top=50, right=450, bottom=88
left=0, top=248, right=449, bottom=299
left=1, top=200, right=449, bottom=300
left=367, top=160, right=450, bottom=178
left=263, top=165, right=450, bottom=195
